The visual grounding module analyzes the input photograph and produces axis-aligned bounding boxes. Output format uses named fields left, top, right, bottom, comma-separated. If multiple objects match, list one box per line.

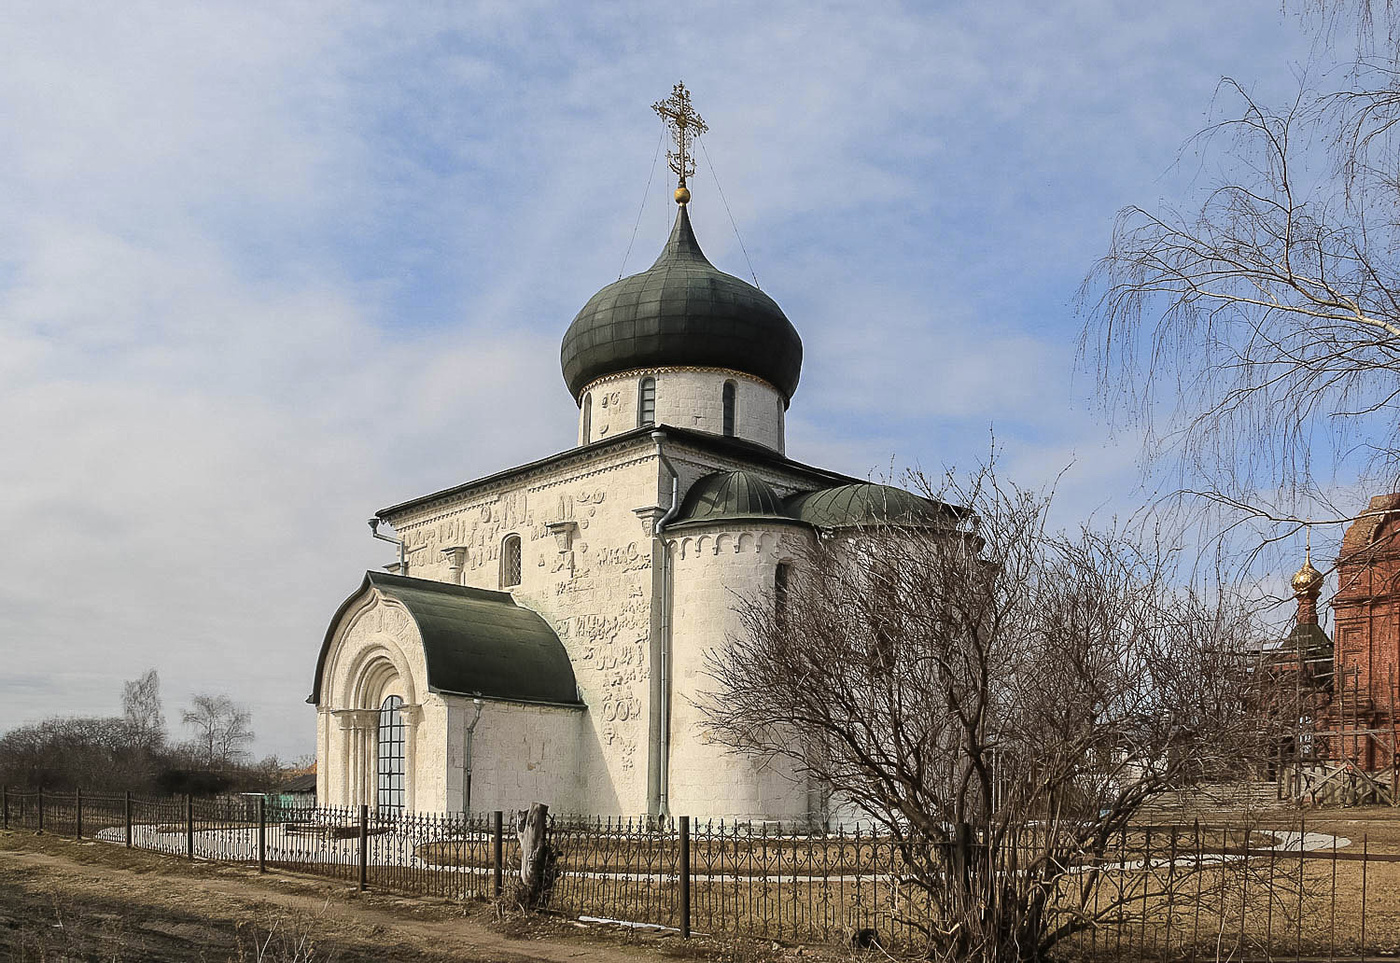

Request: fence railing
left=2, top=787, right=1394, bottom=959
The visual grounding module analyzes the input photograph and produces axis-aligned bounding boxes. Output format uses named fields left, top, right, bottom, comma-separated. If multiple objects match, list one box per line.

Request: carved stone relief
left=392, top=473, right=654, bottom=786
left=345, top=595, right=413, bottom=644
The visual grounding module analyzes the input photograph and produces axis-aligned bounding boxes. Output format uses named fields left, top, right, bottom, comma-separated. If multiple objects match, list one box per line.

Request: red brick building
left=1329, top=494, right=1400, bottom=771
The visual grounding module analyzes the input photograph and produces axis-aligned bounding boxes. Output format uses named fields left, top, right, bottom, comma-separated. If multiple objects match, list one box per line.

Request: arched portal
left=314, top=572, right=584, bottom=813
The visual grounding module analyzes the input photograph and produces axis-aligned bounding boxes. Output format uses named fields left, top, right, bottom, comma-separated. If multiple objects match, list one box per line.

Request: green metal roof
left=1280, top=622, right=1334, bottom=668
left=375, top=424, right=864, bottom=521
left=784, top=483, right=954, bottom=530
left=668, top=469, right=804, bottom=530
left=310, top=572, right=583, bottom=708
left=560, top=205, right=803, bottom=402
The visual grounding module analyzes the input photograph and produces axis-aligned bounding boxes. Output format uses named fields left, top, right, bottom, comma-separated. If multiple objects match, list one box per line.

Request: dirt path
left=0, top=830, right=761, bottom=963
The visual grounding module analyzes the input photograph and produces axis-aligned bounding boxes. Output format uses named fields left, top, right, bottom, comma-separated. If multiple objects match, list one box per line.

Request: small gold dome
left=674, top=186, right=691, bottom=205
left=1292, top=559, right=1323, bottom=596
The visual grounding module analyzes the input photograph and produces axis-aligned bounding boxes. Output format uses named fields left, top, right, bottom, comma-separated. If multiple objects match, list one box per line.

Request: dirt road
left=0, top=830, right=767, bottom=962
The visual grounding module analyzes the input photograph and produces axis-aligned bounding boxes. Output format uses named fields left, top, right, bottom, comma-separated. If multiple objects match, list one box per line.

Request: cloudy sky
left=0, top=2, right=1322, bottom=758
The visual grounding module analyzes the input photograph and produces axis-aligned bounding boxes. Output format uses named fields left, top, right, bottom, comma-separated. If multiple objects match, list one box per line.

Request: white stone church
left=311, top=91, right=952, bottom=821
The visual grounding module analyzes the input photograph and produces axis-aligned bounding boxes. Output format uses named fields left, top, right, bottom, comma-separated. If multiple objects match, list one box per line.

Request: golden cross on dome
left=652, top=82, right=707, bottom=203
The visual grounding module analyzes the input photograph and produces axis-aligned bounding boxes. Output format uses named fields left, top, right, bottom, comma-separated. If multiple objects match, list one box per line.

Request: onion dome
left=785, top=483, right=950, bottom=530
left=561, top=205, right=803, bottom=403
left=1292, top=558, right=1324, bottom=598
left=668, top=470, right=795, bottom=528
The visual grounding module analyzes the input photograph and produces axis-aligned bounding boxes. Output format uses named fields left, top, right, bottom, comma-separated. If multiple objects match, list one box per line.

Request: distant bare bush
left=0, top=672, right=279, bottom=794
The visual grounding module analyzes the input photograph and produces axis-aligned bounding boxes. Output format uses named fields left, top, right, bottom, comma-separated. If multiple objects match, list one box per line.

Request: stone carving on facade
left=333, top=708, right=379, bottom=730
left=546, top=520, right=578, bottom=552
left=596, top=541, right=650, bottom=572
left=673, top=530, right=781, bottom=560
left=369, top=596, right=414, bottom=641
left=633, top=505, right=665, bottom=537
left=396, top=489, right=542, bottom=582
left=441, top=546, right=467, bottom=584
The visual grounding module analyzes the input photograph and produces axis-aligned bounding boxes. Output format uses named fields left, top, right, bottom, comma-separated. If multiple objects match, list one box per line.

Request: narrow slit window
left=581, top=392, right=592, bottom=444
left=722, top=381, right=736, bottom=436
left=775, top=561, right=790, bottom=627
left=638, top=377, right=656, bottom=427
left=501, top=534, right=522, bottom=588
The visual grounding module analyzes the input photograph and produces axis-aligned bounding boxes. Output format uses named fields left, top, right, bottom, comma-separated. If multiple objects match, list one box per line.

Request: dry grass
left=0, top=829, right=836, bottom=962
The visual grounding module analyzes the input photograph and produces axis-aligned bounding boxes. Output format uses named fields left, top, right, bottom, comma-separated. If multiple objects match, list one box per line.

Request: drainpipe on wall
left=650, top=430, right=681, bottom=818
left=369, top=518, right=408, bottom=576
left=463, top=696, right=484, bottom=814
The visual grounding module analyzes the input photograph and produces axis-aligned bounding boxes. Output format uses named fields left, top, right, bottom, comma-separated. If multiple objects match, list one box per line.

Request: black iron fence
left=3, top=788, right=1396, bottom=959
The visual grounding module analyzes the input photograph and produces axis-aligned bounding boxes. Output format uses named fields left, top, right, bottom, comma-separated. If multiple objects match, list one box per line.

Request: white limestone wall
left=389, top=447, right=665, bottom=814
left=578, top=368, right=786, bottom=453
left=441, top=695, right=586, bottom=813
left=414, top=695, right=450, bottom=810
left=363, top=432, right=844, bottom=819
left=664, top=525, right=816, bottom=820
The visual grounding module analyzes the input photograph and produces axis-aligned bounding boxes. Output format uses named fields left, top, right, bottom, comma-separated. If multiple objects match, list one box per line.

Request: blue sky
left=0, top=2, right=1324, bottom=758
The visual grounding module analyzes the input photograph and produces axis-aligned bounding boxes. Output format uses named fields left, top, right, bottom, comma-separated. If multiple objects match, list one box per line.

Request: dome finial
left=653, top=82, right=707, bottom=204
left=1292, top=526, right=1323, bottom=597
left=1292, top=557, right=1323, bottom=597
left=1291, top=526, right=1324, bottom=626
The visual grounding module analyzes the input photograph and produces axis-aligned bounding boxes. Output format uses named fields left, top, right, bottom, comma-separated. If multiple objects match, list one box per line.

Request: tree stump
left=514, top=802, right=555, bottom=909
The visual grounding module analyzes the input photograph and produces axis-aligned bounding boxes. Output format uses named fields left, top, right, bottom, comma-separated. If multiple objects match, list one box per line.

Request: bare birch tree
left=182, top=694, right=254, bottom=768
left=1081, top=3, right=1400, bottom=538
left=122, top=668, right=165, bottom=750
left=705, top=466, right=1272, bottom=962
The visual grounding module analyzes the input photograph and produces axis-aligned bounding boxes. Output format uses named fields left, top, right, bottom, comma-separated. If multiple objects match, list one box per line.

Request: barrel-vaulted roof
left=310, top=572, right=583, bottom=708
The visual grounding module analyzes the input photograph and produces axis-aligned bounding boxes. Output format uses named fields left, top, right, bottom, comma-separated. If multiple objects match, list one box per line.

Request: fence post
left=124, top=791, right=132, bottom=848
left=679, top=815, right=691, bottom=940
left=258, top=796, right=267, bottom=873
left=492, top=810, right=504, bottom=897
left=358, top=804, right=369, bottom=891
left=2, top=786, right=8, bottom=830
left=1361, top=834, right=1369, bottom=963
left=75, top=789, right=82, bottom=839
left=185, top=794, right=194, bottom=860
left=37, top=788, right=43, bottom=832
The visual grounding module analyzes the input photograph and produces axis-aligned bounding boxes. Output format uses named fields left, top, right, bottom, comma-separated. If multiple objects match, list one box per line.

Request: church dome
left=785, top=483, right=950, bottom=530
left=669, top=469, right=793, bottom=527
left=1292, top=557, right=1324, bottom=597
left=561, top=205, right=803, bottom=403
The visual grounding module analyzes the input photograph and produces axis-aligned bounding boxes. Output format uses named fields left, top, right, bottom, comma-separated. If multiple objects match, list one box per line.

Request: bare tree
left=1081, top=4, right=1400, bottom=541
left=181, top=694, right=254, bottom=768
left=1083, top=81, right=1400, bottom=497
left=704, top=465, right=1272, bottom=962
left=122, top=668, right=165, bottom=750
